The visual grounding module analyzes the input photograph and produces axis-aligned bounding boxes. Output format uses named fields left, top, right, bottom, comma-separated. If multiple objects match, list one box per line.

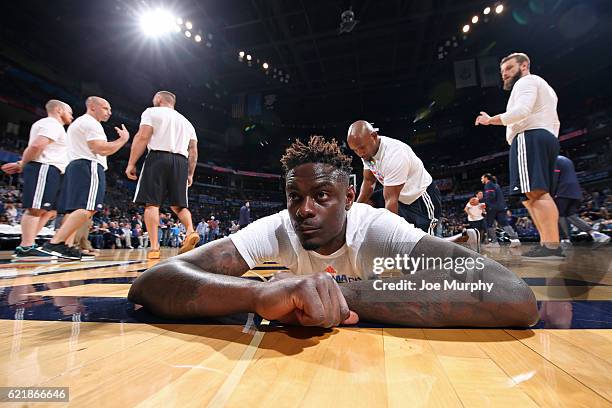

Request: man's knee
left=525, top=190, right=549, bottom=201
left=170, top=206, right=185, bottom=214
left=26, top=208, right=45, bottom=217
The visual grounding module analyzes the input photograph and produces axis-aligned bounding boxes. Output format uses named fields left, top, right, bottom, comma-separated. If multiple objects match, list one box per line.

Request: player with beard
left=475, top=53, right=562, bottom=259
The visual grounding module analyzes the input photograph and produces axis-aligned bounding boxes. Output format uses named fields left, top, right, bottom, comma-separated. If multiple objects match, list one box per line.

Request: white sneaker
left=591, top=231, right=610, bottom=245
left=509, top=238, right=522, bottom=248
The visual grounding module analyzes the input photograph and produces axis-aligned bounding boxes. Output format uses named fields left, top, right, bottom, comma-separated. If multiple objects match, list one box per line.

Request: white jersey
left=501, top=74, right=560, bottom=145
left=67, top=114, right=108, bottom=170
left=28, top=117, right=68, bottom=173
left=140, top=107, right=197, bottom=158
left=230, top=203, right=427, bottom=282
left=362, top=136, right=433, bottom=205
left=465, top=203, right=485, bottom=222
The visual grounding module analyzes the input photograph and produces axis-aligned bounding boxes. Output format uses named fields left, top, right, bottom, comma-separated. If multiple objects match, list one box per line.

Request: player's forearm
left=20, top=146, right=43, bottom=165
left=384, top=198, right=399, bottom=214
left=128, top=134, right=149, bottom=165
left=128, top=259, right=260, bottom=318
left=97, top=139, right=128, bottom=156
left=188, top=148, right=198, bottom=177
left=488, top=114, right=504, bottom=125
left=356, top=180, right=374, bottom=203
left=340, top=274, right=537, bottom=327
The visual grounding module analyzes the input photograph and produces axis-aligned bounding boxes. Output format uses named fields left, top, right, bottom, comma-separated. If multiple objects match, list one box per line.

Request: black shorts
left=485, top=208, right=509, bottom=228
left=509, top=129, right=559, bottom=194
left=21, top=162, right=62, bottom=210
left=133, top=150, right=189, bottom=208
left=468, top=219, right=486, bottom=231
left=555, top=197, right=581, bottom=217
left=59, top=159, right=106, bottom=212
left=372, top=183, right=442, bottom=235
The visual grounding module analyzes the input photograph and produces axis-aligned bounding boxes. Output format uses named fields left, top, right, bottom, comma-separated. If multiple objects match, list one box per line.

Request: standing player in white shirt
left=125, top=91, right=199, bottom=260
left=41, top=96, right=129, bottom=260
left=347, top=120, right=439, bottom=234
left=1, top=100, right=73, bottom=261
left=475, top=52, right=562, bottom=259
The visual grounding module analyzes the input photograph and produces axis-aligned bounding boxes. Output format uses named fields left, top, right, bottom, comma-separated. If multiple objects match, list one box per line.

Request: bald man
left=40, top=96, right=129, bottom=260
left=347, top=120, right=441, bottom=235
left=125, top=91, right=199, bottom=260
left=1, top=100, right=73, bottom=261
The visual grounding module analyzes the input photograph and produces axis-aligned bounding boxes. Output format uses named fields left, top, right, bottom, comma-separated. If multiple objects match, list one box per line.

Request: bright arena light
left=462, top=24, right=470, bottom=33
left=262, top=62, right=269, bottom=69
left=195, top=34, right=202, bottom=42
left=174, top=25, right=181, bottom=33
left=184, top=30, right=191, bottom=38
left=484, top=6, right=491, bottom=15
left=495, top=4, right=504, bottom=14
left=246, top=54, right=252, bottom=61
left=140, top=9, right=176, bottom=37
left=185, top=21, right=193, bottom=30
left=472, top=15, right=479, bottom=24
left=176, top=17, right=183, bottom=25
left=239, top=51, right=245, bottom=57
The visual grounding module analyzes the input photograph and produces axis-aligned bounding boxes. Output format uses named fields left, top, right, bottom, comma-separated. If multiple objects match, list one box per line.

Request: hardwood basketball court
left=1, top=244, right=610, bottom=407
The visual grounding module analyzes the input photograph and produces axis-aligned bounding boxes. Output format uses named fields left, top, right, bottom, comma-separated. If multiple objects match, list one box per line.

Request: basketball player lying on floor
left=129, top=136, right=538, bottom=328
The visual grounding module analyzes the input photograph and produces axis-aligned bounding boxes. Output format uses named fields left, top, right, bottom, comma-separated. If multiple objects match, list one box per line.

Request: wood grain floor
left=0, top=246, right=610, bottom=407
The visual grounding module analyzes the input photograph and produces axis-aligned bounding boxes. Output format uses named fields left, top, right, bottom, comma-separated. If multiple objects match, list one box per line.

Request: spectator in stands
left=239, top=201, right=251, bottom=229
left=196, top=218, right=208, bottom=245
left=207, top=216, right=219, bottom=242
left=120, top=222, right=133, bottom=248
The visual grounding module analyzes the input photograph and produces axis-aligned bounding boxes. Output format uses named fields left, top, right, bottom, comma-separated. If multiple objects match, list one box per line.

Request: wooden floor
left=0, top=245, right=611, bottom=407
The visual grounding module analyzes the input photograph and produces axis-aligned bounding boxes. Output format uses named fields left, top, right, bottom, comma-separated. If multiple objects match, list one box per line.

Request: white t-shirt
left=67, top=114, right=108, bottom=170
left=230, top=203, right=427, bottom=282
left=362, top=136, right=433, bottom=205
left=465, top=203, right=485, bottom=222
left=500, top=74, right=560, bottom=145
left=140, top=107, right=197, bottom=158
left=28, top=117, right=68, bottom=173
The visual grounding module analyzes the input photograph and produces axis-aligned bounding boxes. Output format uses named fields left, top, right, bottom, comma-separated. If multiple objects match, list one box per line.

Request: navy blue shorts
left=372, top=183, right=441, bottom=235
left=21, top=162, right=62, bottom=210
left=59, top=159, right=106, bottom=212
left=509, top=129, right=559, bottom=195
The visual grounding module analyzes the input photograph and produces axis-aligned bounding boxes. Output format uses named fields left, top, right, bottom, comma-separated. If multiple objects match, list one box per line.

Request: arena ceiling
left=2, top=0, right=611, bottom=134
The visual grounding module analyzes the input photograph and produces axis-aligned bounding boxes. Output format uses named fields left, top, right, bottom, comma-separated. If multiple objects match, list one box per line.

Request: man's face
left=477, top=191, right=483, bottom=200
left=481, top=176, right=486, bottom=184
left=500, top=58, right=527, bottom=91
left=285, top=163, right=354, bottom=252
left=92, top=100, right=112, bottom=122
left=347, top=132, right=378, bottom=161
left=152, top=94, right=161, bottom=107
left=60, top=106, right=73, bottom=125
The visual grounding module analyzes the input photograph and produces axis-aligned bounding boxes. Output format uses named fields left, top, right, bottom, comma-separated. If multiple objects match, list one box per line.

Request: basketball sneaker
left=40, top=242, right=81, bottom=260
left=12, top=245, right=57, bottom=262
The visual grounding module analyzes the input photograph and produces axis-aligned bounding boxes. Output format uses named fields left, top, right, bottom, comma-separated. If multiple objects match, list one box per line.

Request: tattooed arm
left=340, top=235, right=539, bottom=327
left=128, top=237, right=355, bottom=327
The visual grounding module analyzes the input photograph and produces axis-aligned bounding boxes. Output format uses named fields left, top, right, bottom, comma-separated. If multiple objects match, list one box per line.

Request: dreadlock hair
left=280, top=135, right=353, bottom=181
